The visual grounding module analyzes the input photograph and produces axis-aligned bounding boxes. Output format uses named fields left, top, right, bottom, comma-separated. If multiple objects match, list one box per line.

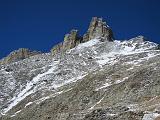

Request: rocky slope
left=0, top=17, right=160, bottom=120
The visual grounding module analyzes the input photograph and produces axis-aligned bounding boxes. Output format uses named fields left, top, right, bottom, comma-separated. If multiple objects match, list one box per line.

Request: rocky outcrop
left=51, top=17, right=114, bottom=56
left=83, top=17, right=114, bottom=42
left=51, top=30, right=82, bottom=56
left=63, top=30, right=82, bottom=51
left=0, top=48, right=41, bottom=64
left=51, top=42, right=64, bottom=56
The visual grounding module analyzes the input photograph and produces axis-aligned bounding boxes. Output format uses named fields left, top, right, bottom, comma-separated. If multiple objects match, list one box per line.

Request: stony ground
left=0, top=37, right=160, bottom=120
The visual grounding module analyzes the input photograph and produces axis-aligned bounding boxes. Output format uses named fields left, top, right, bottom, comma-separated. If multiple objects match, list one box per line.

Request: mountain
left=0, top=17, right=160, bottom=120
left=50, top=17, right=113, bottom=56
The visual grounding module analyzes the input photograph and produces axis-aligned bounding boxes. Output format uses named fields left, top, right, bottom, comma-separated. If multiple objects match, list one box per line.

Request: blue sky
left=0, top=0, right=160, bottom=58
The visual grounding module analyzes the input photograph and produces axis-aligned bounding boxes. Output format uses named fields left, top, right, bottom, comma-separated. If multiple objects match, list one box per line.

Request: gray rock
left=51, top=29, right=82, bottom=56
left=0, top=48, right=41, bottom=65
left=51, top=17, right=114, bottom=56
left=63, top=29, right=82, bottom=51
left=83, top=17, right=114, bottom=41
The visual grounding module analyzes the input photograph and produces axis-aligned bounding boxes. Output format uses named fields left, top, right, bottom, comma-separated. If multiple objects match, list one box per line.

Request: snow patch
left=96, top=52, right=118, bottom=66
left=115, top=77, right=128, bottom=84
left=35, top=88, right=73, bottom=104
left=142, top=112, right=160, bottom=120
left=52, top=74, right=87, bottom=89
left=24, top=102, right=33, bottom=108
left=95, top=82, right=112, bottom=91
left=10, top=110, right=22, bottom=117
left=125, top=52, right=158, bottom=66
left=76, top=39, right=99, bottom=50
left=89, top=96, right=104, bottom=110
left=127, top=104, right=139, bottom=112
left=106, top=113, right=118, bottom=116
left=96, top=77, right=128, bottom=91
left=2, top=61, right=59, bottom=114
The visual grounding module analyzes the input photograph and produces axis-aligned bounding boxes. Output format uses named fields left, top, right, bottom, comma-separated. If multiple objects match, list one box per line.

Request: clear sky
left=0, top=0, right=160, bottom=59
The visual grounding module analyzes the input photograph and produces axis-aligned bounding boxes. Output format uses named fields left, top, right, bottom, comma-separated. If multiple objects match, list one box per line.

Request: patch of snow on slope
left=125, top=52, right=159, bottom=66
left=95, top=82, right=112, bottom=91
left=35, top=91, right=64, bottom=104
left=10, top=110, right=22, bottom=117
left=24, top=102, right=33, bottom=108
left=76, top=38, right=99, bottom=50
left=96, top=77, right=129, bottom=91
left=2, top=61, right=59, bottom=114
left=50, top=74, right=87, bottom=89
left=96, top=52, right=118, bottom=66
left=115, top=38, right=157, bottom=55
left=95, top=40, right=138, bottom=66
left=35, top=88, right=73, bottom=105
left=114, top=77, right=129, bottom=85
left=142, top=112, right=160, bottom=120
left=127, top=104, right=140, bottom=112
left=89, top=96, right=105, bottom=110
left=95, top=39, right=158, bottom=66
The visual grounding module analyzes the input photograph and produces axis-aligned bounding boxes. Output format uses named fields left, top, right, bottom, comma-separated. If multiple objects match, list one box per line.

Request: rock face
left=51, top=30, right=82, bottom=56
left=0, top=48, right=41, bottom=64
left=63, top=30, right=82, bottom=50
left=83, top=17, right=114, bottom=42
left=51, top=17, right=114, bottom=55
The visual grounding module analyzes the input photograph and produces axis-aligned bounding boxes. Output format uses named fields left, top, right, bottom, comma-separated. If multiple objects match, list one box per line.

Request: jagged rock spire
left=63, top=29, right=82, bottom=50
left=83, top=17, right=114, bottom=42
left=51, top=29, right=82, bottom=56
left=51, top=17, right=114, bottom=56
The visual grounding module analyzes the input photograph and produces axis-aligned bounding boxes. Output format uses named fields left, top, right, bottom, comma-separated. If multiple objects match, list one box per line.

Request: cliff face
left=0, top=48, right=41, bottom=65
left=83, top=17, right=114, bottom=42
left=51, top=17, right=114, bottom=56
left=51, top=30, right=82, bottom=56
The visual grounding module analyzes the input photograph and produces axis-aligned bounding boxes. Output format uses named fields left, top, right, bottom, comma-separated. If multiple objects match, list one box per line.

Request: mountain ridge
left=50, top=17, right=114, bottom=56
left=1, top=17, right=159, bottom=65
left=0, top=17, right=160, bottom=120
left=0, top=48, right=41, bottom=65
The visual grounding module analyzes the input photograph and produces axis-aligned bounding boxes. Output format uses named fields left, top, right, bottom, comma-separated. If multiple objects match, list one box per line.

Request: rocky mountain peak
left=129, top=35, right=148, bottom=43
left=63, top=29, right=82, bottom=50
left=83, top=17, right=114, bottom=41
left=51, top=17, right=114, bottom=55
left=51, top=29, right=82, bottom=55
left=0, top=48, right=41, bottom=65
left=64, top=29, right=78, bottom=42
